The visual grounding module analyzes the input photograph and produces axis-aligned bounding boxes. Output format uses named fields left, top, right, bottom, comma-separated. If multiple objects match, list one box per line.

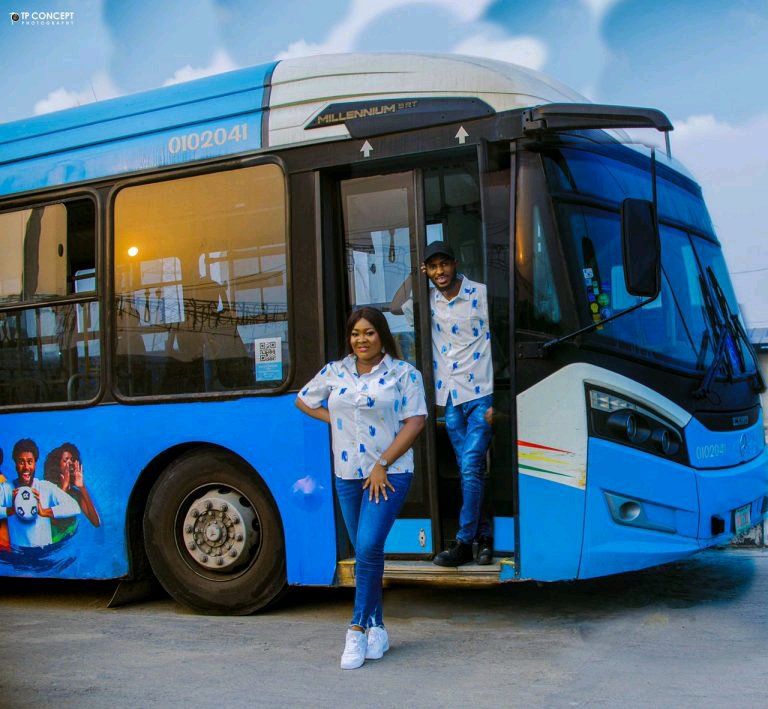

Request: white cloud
left=673, top=114, right=737, bottom=140
left=627, top=112, right=768, bottom=324
left=669, top=113, right=768, bottom=325
left=275, top=0, right=495, bottom=59
left=428, top=0, right=494, bottom=23
left=452, top=31, right=547, bottom=70
left=163, top=49, right=239, bottom=86
left=671, top=113, right=768, bottom=190
left=275, top=40, right=329, bottom=61
left=580, top=0, right=624, bottom=23
left=33, top=73, right=121, bottom=115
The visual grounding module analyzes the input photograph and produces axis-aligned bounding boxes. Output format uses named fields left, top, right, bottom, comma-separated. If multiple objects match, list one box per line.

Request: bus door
left=334, top=155, right=516, bottom=565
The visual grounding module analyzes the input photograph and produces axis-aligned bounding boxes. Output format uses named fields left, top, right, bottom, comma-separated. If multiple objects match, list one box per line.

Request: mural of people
left=0, top=438, right=81, bottom=548
left=0, top=447, right=9, bottom=552
left=44, top=443, right=100, bottom=542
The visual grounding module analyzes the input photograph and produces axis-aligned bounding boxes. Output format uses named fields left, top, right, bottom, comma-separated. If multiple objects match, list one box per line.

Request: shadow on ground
left=1, top=548, right=762, bottom=623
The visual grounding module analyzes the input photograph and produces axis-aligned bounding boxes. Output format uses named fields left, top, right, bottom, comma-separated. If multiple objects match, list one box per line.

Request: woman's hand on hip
left=362, top=464, right=396, bottom=503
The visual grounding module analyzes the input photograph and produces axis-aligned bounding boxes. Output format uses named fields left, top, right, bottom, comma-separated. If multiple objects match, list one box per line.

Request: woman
left=296, top=307, right=427, bottom=670
left=43, top=443, right=101, bottom=542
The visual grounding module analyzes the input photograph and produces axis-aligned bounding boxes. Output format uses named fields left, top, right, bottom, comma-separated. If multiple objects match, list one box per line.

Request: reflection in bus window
left=556, top=203, right=718, bottom=372
left=0, top=199, right=98, bottom=405
left=342, top=177, right=413, bottom=309
left=113, top=164, right=289, bottom=396
left=423, top=164, right=483, bottom=282
left=516, top=153, right=568, bottom=336
left=341, top=173, right=415, bottom=364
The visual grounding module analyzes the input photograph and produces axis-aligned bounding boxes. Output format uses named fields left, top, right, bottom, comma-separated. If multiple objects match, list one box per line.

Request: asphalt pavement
left=2, top=547, right=768, bottom=708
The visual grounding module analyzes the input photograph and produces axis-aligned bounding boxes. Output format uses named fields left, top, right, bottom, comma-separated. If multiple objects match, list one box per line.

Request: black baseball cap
left=423, top=241, right=455, bottom=262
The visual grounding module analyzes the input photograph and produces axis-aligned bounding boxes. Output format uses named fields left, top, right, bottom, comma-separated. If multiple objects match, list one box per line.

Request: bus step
left=336, top=557, right=515, bottom=587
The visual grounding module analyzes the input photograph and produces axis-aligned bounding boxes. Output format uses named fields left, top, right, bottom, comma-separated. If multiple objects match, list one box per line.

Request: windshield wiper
left=693, top=267, right=765, bottom=398
left=707, top=266, right=765, bottom=393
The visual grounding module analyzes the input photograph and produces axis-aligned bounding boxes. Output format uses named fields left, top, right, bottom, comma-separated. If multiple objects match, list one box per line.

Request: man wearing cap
left=423, top=241, right=494, bottom=567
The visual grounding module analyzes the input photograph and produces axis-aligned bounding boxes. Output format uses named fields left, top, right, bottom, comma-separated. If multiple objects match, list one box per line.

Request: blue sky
left=1, top=0, right=767, bottom=325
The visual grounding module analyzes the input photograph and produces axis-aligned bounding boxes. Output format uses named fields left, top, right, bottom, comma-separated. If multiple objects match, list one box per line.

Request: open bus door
left=327, top=147, right=517, bottom=581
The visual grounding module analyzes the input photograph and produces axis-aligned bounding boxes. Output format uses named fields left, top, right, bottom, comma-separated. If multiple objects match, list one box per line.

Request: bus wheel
left=143, top=449, right=286, bottom=615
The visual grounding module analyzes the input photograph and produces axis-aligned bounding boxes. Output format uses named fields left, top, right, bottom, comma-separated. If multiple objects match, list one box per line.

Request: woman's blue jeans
left=445, top=394, right=493, bottom=544
left=334, top=473, right=413, bottom=628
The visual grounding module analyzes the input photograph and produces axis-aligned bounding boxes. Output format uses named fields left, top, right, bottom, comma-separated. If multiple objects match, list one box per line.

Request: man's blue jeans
left=334, top=473, right=413, bottom=628
left=445, top=394, right=493, bottom=544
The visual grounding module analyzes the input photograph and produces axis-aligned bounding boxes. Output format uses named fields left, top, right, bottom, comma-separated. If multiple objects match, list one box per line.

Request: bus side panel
left=518, top=474, right=585, bottom=581
left=579, top=438, right=700, bottom=579
left=286, top=412, right=337, bottom=584
left=0, top=407, right=133, bottom=579
left=0, top=109, right=265, bottom=197
left=0, top=395, right=338, bottom=585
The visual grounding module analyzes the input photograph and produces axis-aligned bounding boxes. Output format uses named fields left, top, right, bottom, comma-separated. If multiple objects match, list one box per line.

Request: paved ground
left=2, top=548, right=768, bottom=708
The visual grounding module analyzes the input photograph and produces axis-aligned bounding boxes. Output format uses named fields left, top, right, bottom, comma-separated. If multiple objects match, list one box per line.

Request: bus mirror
left=621, top=198, right=660, bottom=298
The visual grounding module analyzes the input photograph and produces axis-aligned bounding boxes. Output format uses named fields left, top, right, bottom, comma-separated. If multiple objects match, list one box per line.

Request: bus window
left=0, top=199, right=98, bottom=405
left=341, top=172, right=416, bottom=364
left=113, top=163, right=289, bottom=396
left=515, top=152, right=571, bottom=337
left=424, top=164, right=483, bottom=280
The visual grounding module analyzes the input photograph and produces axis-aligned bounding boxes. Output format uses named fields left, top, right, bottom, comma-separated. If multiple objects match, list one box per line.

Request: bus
left=0, top=53, right=765, bottom=614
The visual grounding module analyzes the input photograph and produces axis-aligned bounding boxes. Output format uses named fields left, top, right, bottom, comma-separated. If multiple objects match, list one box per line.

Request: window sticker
left=255, top=337, right=282, bottom=381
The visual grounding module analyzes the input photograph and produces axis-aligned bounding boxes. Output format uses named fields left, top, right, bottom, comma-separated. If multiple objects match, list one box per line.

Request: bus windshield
left=540, top=144, right=755, bottom=376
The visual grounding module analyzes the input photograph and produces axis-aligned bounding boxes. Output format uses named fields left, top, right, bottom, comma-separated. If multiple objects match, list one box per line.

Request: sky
left=1, top=0, right=767, bottom=326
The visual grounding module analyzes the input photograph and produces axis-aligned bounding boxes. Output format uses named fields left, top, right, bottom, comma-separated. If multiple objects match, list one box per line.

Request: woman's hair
left=344, top=307, right=402, bottom=359
left=43, top=447, right=63, bottom=484
left=61, top=442, right=81, bottom=462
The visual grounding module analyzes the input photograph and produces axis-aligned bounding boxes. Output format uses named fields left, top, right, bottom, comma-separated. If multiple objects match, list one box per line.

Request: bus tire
left=143, top=449, right=286, bottom=615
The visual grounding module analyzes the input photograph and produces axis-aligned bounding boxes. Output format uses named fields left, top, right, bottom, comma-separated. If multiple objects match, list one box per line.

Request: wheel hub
left=181, top=489, right=257, bottom=571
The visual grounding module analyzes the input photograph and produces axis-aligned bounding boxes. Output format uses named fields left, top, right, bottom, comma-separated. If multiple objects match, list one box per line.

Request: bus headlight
left=607, top=410, right=650, bottom=444
left=651, top=426, right=681, bottom=456
left=588, top=386, right=687, bottom=463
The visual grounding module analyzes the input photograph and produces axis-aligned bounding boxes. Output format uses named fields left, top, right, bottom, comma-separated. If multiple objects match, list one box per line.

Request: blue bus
left=0, top=53, right=765, bottom=613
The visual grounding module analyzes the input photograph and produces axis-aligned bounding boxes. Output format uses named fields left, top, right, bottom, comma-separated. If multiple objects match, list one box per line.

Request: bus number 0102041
left=167, top=123, right=249, bottom=154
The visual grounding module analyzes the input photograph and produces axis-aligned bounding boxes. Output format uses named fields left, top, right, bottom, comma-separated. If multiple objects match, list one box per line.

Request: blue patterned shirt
left=299, top=354, right=427, bottom=479
left=430, top=275, right=493, bottom=406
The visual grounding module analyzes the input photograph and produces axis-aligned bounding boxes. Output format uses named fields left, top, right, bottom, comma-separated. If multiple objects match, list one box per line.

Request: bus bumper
left=579, top=439, right=768, bottom=579
left=696, top=447, right=768, bottom=547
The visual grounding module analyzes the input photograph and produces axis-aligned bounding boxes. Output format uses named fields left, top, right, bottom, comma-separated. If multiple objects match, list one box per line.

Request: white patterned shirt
left=0, top=477, right=81, bottom=548
left=299, top=354, right=427, bottom=479
left=430, top=275, right=493, bottom=406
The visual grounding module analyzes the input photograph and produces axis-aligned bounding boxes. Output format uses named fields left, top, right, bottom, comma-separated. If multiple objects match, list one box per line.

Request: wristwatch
left=377, top=458, right=389, bottom=469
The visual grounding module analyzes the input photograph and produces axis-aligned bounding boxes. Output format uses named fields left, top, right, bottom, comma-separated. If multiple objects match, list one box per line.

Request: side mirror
left=621, top=198, right=660, bottom=298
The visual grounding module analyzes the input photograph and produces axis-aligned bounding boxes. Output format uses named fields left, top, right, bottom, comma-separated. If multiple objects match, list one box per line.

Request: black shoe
left=433, top=541, right=474, bottom=567
left=475, top=536, right=493, bottom=565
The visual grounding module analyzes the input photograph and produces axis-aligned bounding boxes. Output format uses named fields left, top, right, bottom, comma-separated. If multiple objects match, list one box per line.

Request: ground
left=2, top=548, right=767, bottom=708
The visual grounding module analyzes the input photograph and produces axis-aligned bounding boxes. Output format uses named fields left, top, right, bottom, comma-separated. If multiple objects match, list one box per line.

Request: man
left=423, top=241, right=494, bottom=567
left=0, top=438, right=81, bottom=548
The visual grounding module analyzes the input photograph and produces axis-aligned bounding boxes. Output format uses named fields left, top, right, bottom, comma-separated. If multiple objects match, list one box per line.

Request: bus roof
left=266, top=53, right=586, bottom=147
left=0, top=53, right=587, bottom=196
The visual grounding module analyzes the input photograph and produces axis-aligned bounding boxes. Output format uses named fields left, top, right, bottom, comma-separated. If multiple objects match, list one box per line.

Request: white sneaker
left=365, top=626, right=390, bottom=660
left=340, top=629, right=367, bottom=670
